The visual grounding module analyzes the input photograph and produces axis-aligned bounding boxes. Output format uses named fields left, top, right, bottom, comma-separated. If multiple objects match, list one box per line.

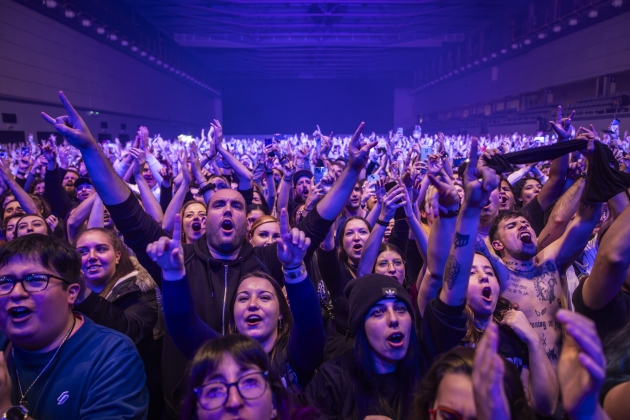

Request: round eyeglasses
left=194, top=371, right=268, bottom=411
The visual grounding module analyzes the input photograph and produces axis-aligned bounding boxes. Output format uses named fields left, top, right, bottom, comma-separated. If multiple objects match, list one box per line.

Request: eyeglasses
left=0, top=273, right=73, bottom=296
left=377, top=259, right=404, bottom=269
left=429, top=407, right=466, bottom=420
left=76, top=184, right=93, bottom=192
left=194, top=371, right=268, bottom=411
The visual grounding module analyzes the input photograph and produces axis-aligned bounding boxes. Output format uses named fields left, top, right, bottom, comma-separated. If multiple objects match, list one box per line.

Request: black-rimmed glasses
left=0, top=273, right=73, bottom=296
left=194, top=371, right=268, bottom=411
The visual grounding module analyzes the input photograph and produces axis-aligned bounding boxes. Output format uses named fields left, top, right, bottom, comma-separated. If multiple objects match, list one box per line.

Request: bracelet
left=282, top=263, right=307, bottom=279
left=375, top=218, right=389, bottom=227
left=266, top=171, right=273, bottom=175
left=439, top=207, right=459, bottom=218
left=283, top=176, right=293, bottom=182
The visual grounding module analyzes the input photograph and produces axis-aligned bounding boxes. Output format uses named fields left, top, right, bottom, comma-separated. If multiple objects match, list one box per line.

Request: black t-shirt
left=572, top=280, right=630, bottom=342
left=521, top=195, right=545, bottom=236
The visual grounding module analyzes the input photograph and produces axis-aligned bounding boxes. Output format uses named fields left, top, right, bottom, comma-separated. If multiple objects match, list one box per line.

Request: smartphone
left=534, top=136, right=544, bottom=143
left=0, top=151, right=7, bottom=159
left=264, top=138, right=275, bottom=158
left=609, top=118, right=620, bottom=134
left=421, top=146, right=431, bottom=163
left=273, top=134, right=287, bottom=142
left=367, top=174, right=379, bottom=184
left=21, top=146, right=30, bottom=158
left=314, top=167, right=328, bottom=185
left=384, top=181, right=406, bottom=220
left=396, top=127, right=403, bottom=136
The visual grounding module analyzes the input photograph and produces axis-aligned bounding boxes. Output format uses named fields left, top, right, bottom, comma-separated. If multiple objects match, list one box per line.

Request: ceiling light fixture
left=553, top=25, right=562, bottom=32
left=524, top=39, right=531, bottom=45
left=569, top=18, right=578, bottom=26
left=81, top=19, right=91, bottom=27
left=588, top=9, right=598, bottom=18
left=97, top=27, right=106, bottom=35
left=64, top=9, right=75, bottom=18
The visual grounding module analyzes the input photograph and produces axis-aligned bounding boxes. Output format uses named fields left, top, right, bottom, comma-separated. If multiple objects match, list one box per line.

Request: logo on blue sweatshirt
left=57, top=391, right=69, bottom=405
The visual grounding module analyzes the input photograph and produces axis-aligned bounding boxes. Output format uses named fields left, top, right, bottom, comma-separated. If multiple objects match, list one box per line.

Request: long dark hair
left=229, top=272, right=294, bottom=362
left=348, top=319, right=421, bottom=419
left=73, top=228, right=136, bottom=297
left=463, top=252, right=511, bottom=345
left=414, top=347, right=533, bottom=420
left=604, top=320, right=630, bottom=389
left=181, top=335, right=292, bottom=420
left=337, top=216, right=372, bottom=265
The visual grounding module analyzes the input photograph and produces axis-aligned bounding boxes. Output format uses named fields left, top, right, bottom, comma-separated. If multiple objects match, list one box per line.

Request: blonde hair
left=248, top=215, right=279, bottom=240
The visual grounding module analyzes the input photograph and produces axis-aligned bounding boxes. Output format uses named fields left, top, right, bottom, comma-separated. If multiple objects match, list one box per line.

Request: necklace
left=12, top=316, right=76, bottom=408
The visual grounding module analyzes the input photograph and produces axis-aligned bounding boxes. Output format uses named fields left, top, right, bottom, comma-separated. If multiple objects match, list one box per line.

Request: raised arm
left=162, top=152, right=192, bottom=234
left=357, top=183, right=406, bottom=277
left=0, top=159, right=40, bottom=216
left=580, top=192, right=630, bottom=310
left=439, top=139, right=499, bottom=306
left=537, top=176, right=586, bottom=250
left=66, top=193, right=97, bottom=242
left=315, top=122, right=376, bottom=221
left=87, top=194, right=105, bottom=229
left=276, top=209, right=324, bottom=377
left=41, top=91, right=131, bottom=205
left=212, top=120, right=253, bottom=191
left=131, top=149, right=164, bottom=225
left=537, top=106, right=575, bottom=210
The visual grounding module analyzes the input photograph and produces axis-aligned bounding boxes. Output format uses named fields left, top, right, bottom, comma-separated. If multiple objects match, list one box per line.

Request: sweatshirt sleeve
left=162, top=275, right=218, bottom=359
left=145, top=153, right=164, bottom=184
left=106, top=192, right=169, bottom=287
left=44, top=167, right=73, bottom=219
left=419, top=295, right=467, bottom=363
left=286, top=276, right=326, bottom=377
left=316, top=247, right=342, bottom=292
left=75, top=289, right=158, bottom=345
left=388, top=219, right=410, bottom=256
left=79, top=346, right=148, bottom=419
left=296, top=205, right=336, bottom=261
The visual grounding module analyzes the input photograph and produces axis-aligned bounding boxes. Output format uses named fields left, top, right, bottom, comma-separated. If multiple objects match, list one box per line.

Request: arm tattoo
left=538, top=233, right=551, bottom=247
left=444, top=255, right=461, bottom=290
left=453, top=232, right=470, bottom=248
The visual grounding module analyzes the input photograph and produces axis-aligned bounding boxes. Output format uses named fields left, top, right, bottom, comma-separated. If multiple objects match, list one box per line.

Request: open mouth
left=499, top=195, right=508, bottom=205
left=481, top=287, right=493, bottom=302
left=482, top=199, right=492, bottom=209
left=87, top=263, right=102, bottom=273
left=352, top=243, right=363, bottom=252
left=8, top=306, right=32, bottom=320
left=221, top=219, right=234, bottom=233
left=245, top=314, right=262, bottom=326
left=518, top=231, right=533, bottom=244
left=192, top=222, right=201, bottom=232
left=143, top=175, right=153, bottom=182
left=386, top=332, right=405, bottom=348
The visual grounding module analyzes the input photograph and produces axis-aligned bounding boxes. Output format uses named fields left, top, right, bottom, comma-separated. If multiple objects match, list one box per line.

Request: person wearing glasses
left=152, top=209, right=325, bottom=397
left=0, top=234, right=148, bottom=420
left=181, top=334, right=294, bottom=420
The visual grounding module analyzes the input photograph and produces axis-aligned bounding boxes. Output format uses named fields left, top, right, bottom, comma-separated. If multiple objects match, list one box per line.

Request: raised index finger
left=58, top=91, right=79, bottom=118
left=556, top=105, right=562, bottom=125
left=279, top=208, right=289, bottom=235
left=351, top=122, right=366, bottom=145
left=172, top=214, right=182, bottom=245
left=469, top=137, right=479, bottom=169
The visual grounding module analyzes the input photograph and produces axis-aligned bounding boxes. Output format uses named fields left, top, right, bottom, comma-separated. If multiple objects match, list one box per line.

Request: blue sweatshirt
left=0, top=315, right=148, bottom=420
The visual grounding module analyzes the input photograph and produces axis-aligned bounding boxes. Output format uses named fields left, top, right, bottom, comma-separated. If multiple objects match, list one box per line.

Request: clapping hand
left=472, top=323, right=511, bottom=420
left=41, top=92, right=96, bottom=149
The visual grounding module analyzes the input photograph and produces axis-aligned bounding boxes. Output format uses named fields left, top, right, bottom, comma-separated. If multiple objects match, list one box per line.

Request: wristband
left=282, top=263, right=307, bottom=279
left=375, top=218, right=389, bottom=227
left=439, top=207, right=459, bottom=218
left=266, top=171, right=273, bottom=175
left=283, top=176, right=293, bottom=182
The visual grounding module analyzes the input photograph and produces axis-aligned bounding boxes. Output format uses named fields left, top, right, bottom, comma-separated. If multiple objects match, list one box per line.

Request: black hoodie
left=107, top=191, right=334, bottom=418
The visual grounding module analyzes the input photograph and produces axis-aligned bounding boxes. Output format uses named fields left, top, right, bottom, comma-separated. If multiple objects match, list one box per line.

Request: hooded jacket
left=107, top=191, right=334, bottom=418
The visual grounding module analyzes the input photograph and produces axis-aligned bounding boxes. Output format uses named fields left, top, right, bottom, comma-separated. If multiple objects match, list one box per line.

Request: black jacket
left=107, top=191, right=334, bottom=418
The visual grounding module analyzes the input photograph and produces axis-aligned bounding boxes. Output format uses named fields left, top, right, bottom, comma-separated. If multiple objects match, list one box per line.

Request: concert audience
left=0, top=91, right=626, bottom=420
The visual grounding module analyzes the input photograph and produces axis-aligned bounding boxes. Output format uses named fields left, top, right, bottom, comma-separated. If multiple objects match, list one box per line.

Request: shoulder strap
left=251, top=252, right=272, bottom=276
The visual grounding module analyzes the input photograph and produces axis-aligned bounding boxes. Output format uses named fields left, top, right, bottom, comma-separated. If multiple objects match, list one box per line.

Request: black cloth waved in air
left=485, top=140, right=630, bottom=203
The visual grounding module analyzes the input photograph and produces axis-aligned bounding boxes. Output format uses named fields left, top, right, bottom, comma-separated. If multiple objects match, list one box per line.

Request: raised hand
left=472, top=323, right=511, bottom=420
left=304, top=180, right=324, bottom=211
left=550, top=105, right=576, bottom=141
left=210, top=119, right=223, bottom=146
left=41, top=92, right=96, bottom=149
left=348, top=122, right=377, bottom=170
left=146, top=213, right=185, bottom=280
left=46, top=215, right=59, bottom=231
left=464, top=138, right=499, bottom=209
left=277, top=208, right=311, bottom=269
left=320, top=173, right=335, bottom=194
left=427, top=173, right=460, bottom=212
left=379, top=185, right=406, bottom=222
left=158, top=165, right=173, bottom=187
left=39, top=138, right=56, bottom=162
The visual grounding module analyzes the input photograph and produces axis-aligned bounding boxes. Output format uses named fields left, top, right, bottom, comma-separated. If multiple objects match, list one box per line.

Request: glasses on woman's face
left=377, top=259, right=404, bottom=269
left=194, top=371, right=268, bottom=411
left=429, top=406, right=466, bottom=420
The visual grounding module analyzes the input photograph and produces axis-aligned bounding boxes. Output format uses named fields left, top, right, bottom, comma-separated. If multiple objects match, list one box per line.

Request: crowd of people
left=0, top=91, right=629, bottom=420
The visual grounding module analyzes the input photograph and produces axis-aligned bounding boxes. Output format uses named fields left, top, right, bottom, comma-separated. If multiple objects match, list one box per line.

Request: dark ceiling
left=122, top=0, right=530, bottom=79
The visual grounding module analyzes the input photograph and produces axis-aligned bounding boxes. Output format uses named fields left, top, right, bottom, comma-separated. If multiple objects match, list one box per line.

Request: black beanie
left=344, top=273, right=414, bottom=335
